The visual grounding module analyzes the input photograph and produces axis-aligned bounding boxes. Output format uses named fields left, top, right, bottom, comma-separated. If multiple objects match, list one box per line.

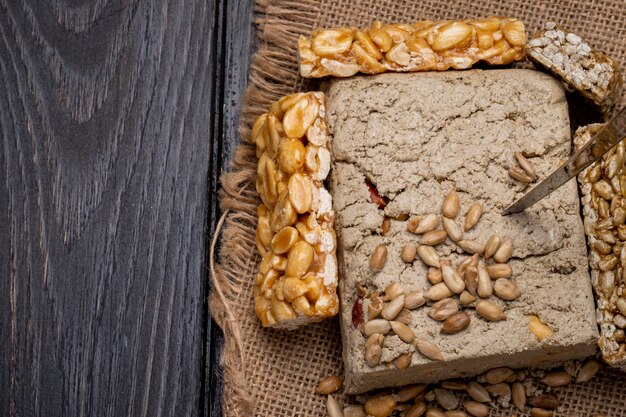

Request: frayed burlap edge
left=208, top=1, right=321, bottom=415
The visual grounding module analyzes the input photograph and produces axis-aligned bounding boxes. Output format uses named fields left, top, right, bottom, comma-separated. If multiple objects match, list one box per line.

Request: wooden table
left=0, top=1, right=254, bottom=415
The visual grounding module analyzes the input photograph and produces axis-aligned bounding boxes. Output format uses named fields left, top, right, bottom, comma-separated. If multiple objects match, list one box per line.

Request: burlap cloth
left=210, top=0, right=626, bottom=415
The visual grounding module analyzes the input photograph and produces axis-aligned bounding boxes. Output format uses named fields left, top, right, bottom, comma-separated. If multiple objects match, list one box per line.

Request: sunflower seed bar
left=575, top=124, right=626, bottom=370
left=298, top=17, right=526, bottom=78
left=527, top=22, right=623, bottom=115
left=253, top=92, right=339, bottom=329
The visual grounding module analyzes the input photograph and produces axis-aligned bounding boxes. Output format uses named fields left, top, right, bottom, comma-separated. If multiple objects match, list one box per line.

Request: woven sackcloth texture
left=210, top=0, right=626, bottom=415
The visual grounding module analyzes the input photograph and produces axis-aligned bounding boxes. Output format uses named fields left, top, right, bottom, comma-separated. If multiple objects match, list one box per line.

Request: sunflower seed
left=529, top=408, right=553, bottom=417
left=426, top=409, right=446, bottom=417
left=429, top=298, right=459, bottom=321
left=614, top=207, right=626, bottom=226
left=442, top=264, right=466, bottom=294
left=441, top=311, right=471, bottom=334
left=327, top=395, right=344, bottom=417
left=368, top=293, right=383, bottom=320
left=457, top=240, right=485, bottom=255
left=390, top=320, right=415, bottom=343
left=477, top=264, right=492, bottom=298
left=606, top=151, right=625, bottom=179
left=540, top=371, right=572, bottom=387
left=457, top=254, right=478, bottom=274
left=597, top=229, right=616, bottom=244
left=428, top=267, right=443, bottom=284
left=576, top=359, right=601, bottom=383
left=397, top=384, right=426, bottom=402
left=441, top=380, right=470, bottom=390
left=483, top=235, right=501, bottom=260
left=426, top=283, right=454, bottom=301
left=365, top=341, right=382, bottom=367
left=485, top=367, right=514, bottom=384
left=365, top=333, right=384, bottom=349
left=392, top=213, right=410, bottom=221
left=486, top=263, right=512, bottom=279
left=610, top=175, right=621, bottom=195
left=404, top=291, right=426, bottom=310
left=443, top=217, right=464, bottom=242
left=493, top=238, right=513, bottom=263
left=493, top=278, right=520, bottom=301
left=598, top=199, right=611, bottom=219
left=415, top=339, right=444, bottom=361
left=442, top=189, right=461, bottom=219
left=464, top=203, right=483, bottom=231
left=434, top=388, right=459, bottom=410
left=395, top=308, right=413, bottom=325
left=594, top=180, right=613, bottom=200
left=380, top=217, right=391, bottom=236
left=407, top=216, right=422, bottom=233
left=598, top=255, right=618, bottom=271
left=418, top=245, right=441, bottom=267
left=402, top=243, right=419, bottom=263
left=412, top=213, right=439, bottom=234
left=464, top=266, right=478, bottom=296
left=528, top=392, right=559, bottom=409
left=511, top=381, right=526, bottom=410
left=509, top=166, right=533, bottom=183
left=384, top=282, right=405, bottom=301
left=421, top=229, right=448, bottom=245
left=476, top=300, right=506, bottom=321
left=316, top=375, right=343, bottom=394
left=593, top=240, right=612, bottom=254
left=394, top=351, right=413, bottom=369
left=515, top=152, right=538, bottom=181
left=364, top=319, right=391, bottom=336
left=382, top=295, right=405, bottom=320
left=343, top=405, right=366, bottom=417
left=595, top=217, right=615, bottom=231
left=588, top=164, right=602, bottom=183
left=486, top=382, right=510, bottom=397
left=463, top=401, right=490, bottom=417
left=444, top=411, right=467, bottom=417
left=505, top=373, right=517, bottom=383
left=370, top=244, right=388, bottom=272
left=365, top=395, right=397, bottom=417
left=466, top=382, right=491, bottom=403
left=405, top=402, right=427, bottom=417
left=460, top=291, right=476, bottom=306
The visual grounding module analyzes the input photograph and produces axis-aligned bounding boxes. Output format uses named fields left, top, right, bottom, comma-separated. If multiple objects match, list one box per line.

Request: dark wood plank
left=205, top=0, right=256, bottom=415
left=0, top=1, right=214, bottom=416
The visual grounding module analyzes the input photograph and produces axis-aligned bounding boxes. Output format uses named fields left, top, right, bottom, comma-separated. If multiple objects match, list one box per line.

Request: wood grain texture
left=0, top=0, right=215, bottom=415
left=205, top=0, right=256, bottom=415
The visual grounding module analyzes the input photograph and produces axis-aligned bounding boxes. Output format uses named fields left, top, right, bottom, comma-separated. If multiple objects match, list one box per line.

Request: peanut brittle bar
left=298, top=17, right=526, bottom=78
left=253, top=92, right=339, bottom=329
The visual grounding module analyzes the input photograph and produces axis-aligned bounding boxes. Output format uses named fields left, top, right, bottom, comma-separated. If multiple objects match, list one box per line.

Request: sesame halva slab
left=327, top=70, right=599, bottom=394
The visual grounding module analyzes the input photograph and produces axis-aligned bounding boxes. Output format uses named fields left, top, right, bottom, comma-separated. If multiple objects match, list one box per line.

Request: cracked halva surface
left=326, top=69, right=599, bottom=394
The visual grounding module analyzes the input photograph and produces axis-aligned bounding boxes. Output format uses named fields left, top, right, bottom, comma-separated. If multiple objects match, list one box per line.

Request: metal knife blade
left=502, top=107, right=626, bottom=215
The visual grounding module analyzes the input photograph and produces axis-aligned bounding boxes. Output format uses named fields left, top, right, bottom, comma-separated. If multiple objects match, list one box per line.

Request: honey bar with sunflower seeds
left=298, top=17, right=526, bottom=78
left=575, top=124, right=626, bottom=371
left=253, top=92, right=339, bottom=329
